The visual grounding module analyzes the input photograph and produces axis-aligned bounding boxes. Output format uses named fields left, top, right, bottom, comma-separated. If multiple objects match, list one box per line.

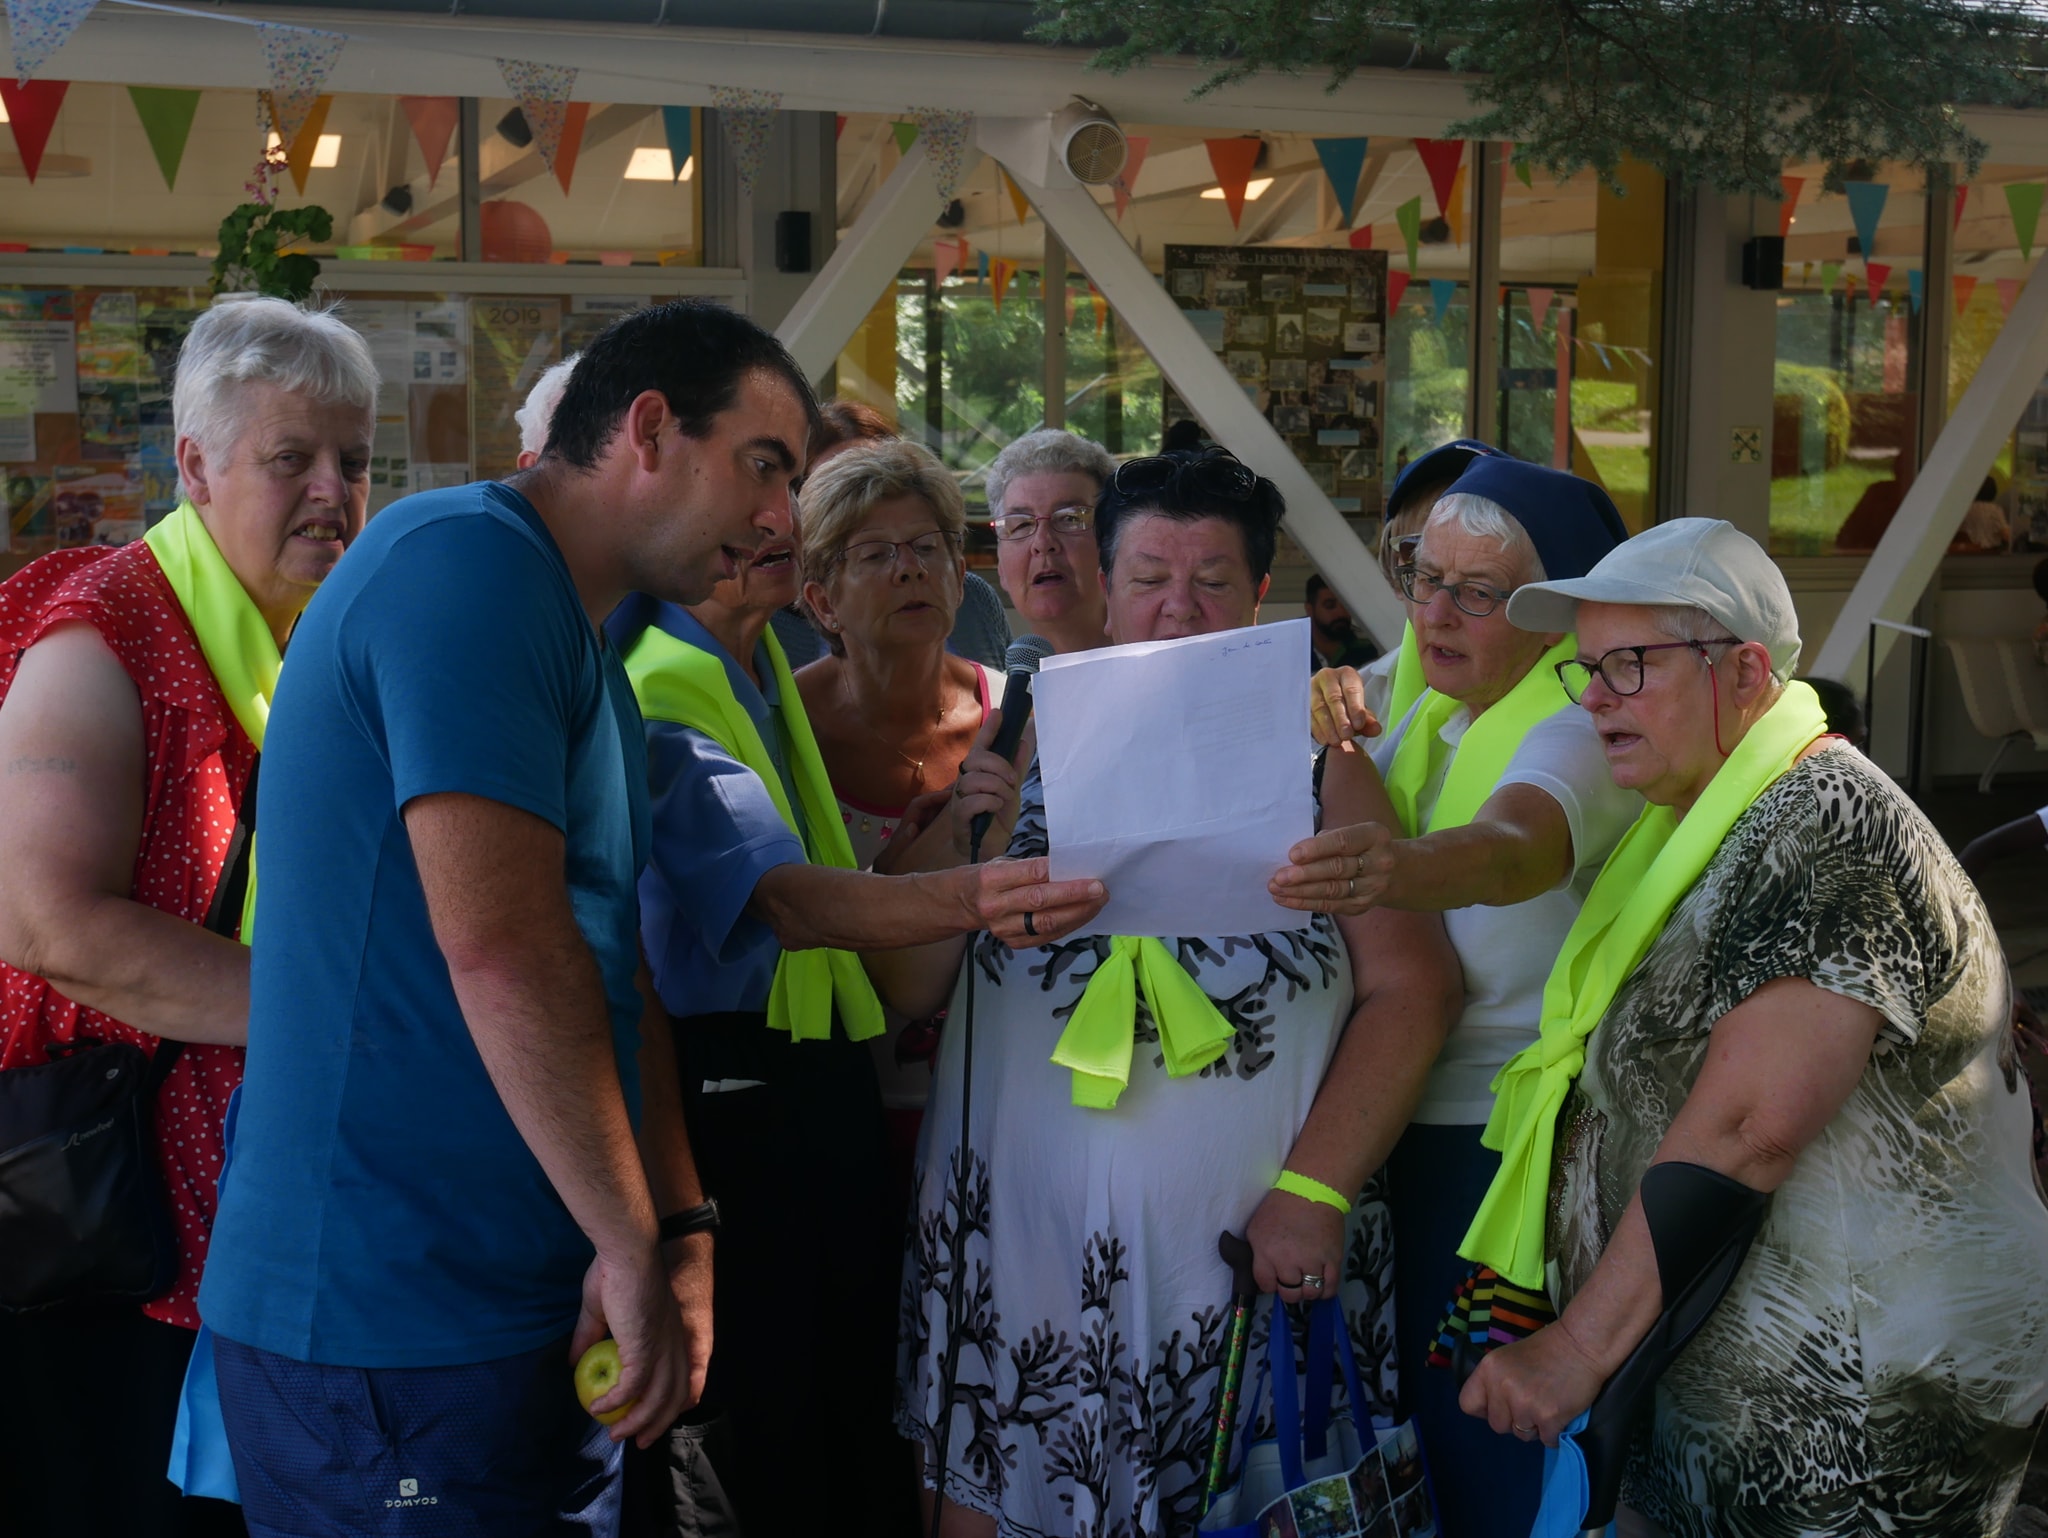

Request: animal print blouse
left=1549, top=744, right=2048, bottom=1534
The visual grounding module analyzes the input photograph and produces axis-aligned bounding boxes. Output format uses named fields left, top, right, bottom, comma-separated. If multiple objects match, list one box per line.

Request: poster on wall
left=471, top=298, right=563, bottom=482
left=1162, top=243, right=1390, bottom=522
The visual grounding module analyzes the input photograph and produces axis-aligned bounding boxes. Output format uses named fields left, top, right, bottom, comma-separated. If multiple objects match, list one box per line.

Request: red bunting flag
left=1954, top=274, right=1978, bottom=314
left=1998, top=277, right=2021, bottom=315
left=1387, top=270, right=1411, bottom=310
left=1411, top=138, right=1465, bottom=217
left=1527, top=286, right=1556, bottom=330
left=1864, top=263, right=1891, bottom=304
left=0, top=78, right=67, bottom=182
left=1778, top=176, right=1803, bottom=239
left=400, top=97, right=459, bottom=190
left=933, top=237, right=966, bottom=285
left=1113, top=135, right=1150, bottom=220
left=835, top=113, right=846, bottom=140
left=1956, top=184, right=1969, bottom=231
left=1204, top=137, right=1262, bottom=227
left=1349, top=226, right=1373, bottom=250
left=552, top=101, right=590, bottom=194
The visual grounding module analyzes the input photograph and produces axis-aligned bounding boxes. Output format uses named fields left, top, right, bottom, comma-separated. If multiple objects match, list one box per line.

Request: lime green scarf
left=1385, top=622, right=1428, bottom=734
left=1459, top=681, right=1829, bottom=1288
left=1050, top=936, right=1236, bottom=1108
left=1382, top=636, right=1578, bottom=836
left=623, top=620, right=886, bottom=1044
left=143, top=500, right=279, bottom=943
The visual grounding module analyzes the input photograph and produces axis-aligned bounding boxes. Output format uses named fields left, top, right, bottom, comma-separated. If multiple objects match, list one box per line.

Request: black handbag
left=0, top=758, right=256, bottom=1312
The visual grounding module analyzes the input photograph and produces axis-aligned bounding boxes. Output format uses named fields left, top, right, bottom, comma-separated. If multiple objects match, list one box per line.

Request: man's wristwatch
left=659, top=1198, right=721, bottom=1243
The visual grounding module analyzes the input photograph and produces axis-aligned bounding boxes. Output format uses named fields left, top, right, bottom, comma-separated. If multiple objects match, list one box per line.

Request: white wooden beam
left=1810, top=248, right=2048, bottom=680
left=983, top=121, right=1405, bottom=646
left=776, top=138, right=975, bottom=385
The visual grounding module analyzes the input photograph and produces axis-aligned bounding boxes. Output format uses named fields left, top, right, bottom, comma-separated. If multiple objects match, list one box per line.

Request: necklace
left=844, top=676, right=955, bottom=793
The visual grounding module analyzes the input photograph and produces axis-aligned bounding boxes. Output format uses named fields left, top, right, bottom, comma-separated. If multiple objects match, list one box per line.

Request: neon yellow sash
left=143, top=501, right=278, bottom=944
left=1459, top=682, right=1829, bottom=1288
left=1050, top=936, right=1236, bottom=1108
left=1382, top=636, right=1577, bottom=836
left=1385, top=622, right=1428, bottom=733
left=623, top=621, right=885, bottom=1044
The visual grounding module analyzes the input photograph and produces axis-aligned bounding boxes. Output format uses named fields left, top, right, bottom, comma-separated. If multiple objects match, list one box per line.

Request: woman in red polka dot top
left=0, top=297, right=377, bottom=1537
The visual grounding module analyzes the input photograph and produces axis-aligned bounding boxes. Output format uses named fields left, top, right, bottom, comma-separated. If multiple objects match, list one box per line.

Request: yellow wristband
left=1274, top=1170, right=1351, bottom=1212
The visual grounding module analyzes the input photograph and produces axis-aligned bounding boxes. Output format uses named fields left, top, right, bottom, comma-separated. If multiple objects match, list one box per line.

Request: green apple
left=574, top=1338, right=634, bottom=1426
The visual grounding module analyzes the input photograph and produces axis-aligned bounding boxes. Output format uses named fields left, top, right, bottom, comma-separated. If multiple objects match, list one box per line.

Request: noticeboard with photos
left=1162, top=243, right=1390, bottom=519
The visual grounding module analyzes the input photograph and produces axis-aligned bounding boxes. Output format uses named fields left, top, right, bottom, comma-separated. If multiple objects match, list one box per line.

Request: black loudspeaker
left=1741, top=235, right=1785, bottom=291
left=775, top=211, right=812, bottom=274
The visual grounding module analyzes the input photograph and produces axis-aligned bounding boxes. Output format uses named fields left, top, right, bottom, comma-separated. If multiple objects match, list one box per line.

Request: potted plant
left=210, top=201, right=334, bottom=302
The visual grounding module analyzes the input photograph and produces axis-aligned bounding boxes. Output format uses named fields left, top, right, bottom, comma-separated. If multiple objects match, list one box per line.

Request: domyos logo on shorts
left=386, top=1477, right=439, bottom=1509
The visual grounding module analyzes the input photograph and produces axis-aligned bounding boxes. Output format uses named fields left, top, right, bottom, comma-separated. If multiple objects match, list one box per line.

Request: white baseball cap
left=1505, top=517, right=1802, bottom=677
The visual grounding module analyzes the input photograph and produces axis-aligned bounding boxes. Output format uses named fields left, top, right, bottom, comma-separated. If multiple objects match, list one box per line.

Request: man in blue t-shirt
left=201, top=301, right=820, bottom=1533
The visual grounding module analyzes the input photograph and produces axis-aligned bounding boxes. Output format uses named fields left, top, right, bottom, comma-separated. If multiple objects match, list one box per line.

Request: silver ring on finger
left=1300, top=1273, right=1325, bottom=1291
left=1512, top=1422, right=1535, bottom=1439
left=1346, top=877, right=1356, bottom=898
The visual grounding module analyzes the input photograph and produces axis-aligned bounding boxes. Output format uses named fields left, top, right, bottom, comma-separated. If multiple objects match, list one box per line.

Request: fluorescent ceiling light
left=624, top=146, right=676, bottom=180
left=266, top=131, right=342, bottom=168
left=1201, top=177, right=1274, bottom=201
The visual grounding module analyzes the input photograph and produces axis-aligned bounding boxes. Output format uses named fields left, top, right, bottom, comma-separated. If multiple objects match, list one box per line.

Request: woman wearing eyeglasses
left=1267, top=456, right=1633, bottom=1538
left=983, top=428, right=1118, bottom=656
left=893, top=448, right=1462, bottom=1538
left=1455, top=519, right=2048, bottom=1537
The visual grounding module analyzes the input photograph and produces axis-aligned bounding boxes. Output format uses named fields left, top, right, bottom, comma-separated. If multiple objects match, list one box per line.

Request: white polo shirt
left=1371, top=698, right=1642, bottom=1124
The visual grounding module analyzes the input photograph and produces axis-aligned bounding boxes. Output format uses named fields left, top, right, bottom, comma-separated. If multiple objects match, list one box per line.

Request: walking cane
left=1203, top=1231, right=1260, bottom=1513
left=929, top=639, right=1050, bottom=1529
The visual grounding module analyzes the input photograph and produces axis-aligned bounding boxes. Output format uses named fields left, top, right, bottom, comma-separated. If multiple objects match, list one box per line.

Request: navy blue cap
left=1387, top=438, right=1502, bottom=521
left=1438, top=456, right=1627, bottom=583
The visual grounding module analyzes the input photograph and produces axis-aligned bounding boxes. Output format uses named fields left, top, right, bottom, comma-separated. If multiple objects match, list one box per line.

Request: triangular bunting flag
left=933, top=237, right=963, bottom=285
left=1956, top=184, right=1969, bottom=231
left=1387, top=270, right=1411, bottom=310
left=1844, top=180, right=1888, bottom=260
left=711, top=85, right=780, bottom=200
left=1999, top=277, right=2021, bottom=315
left=1429, top=277, right=1456, bottom=326
left=1112, top=135, right=1149, bottom=220
left=1908, top=269, right=1924, bottom=314
left=1204, top=137, right=1262, bottom=228
left=1527, top=286, right=1555, bottom=330
left=1820, top=260, right=1840, bottom=295
left=991, top=257, right=1017, bottom=311
left=1312, top=137, right=1370, bottom=226
left=0, top=77, right=66, bottom=182
left=977, top=250, right=989, bottom=282
left=7, top=0, right=95, bottom=86
left=909, top=108, right=972, bottom=201
left=498, top=59, right=577, bottom=176
left=1411, top=138, right=1464, bottom=217
left=284, top=93, right=333, bottom=196
left=2007, top=182, right=2044, bottom=261
left=1349, top=226, right=1373, bottom=250
left=890, top=120, right=918, bottom=156
left=1778, top=175, right=1803, bottom=240
left=660, top=105, right=692, bottom=181
left=1090, top=285, right=1106, bottom=334
left=835, top=113, right=846, bottom=140
left=259, top=21, right=346, bottom=150
left=401, top=97, right=459, bottom=190
left=1512, top=158, right=1533, bottom=189
left=552, top=101, right=590, bottom=194
left=1954, top=274, right=1978, bottom=314
left=1000, top=167, right=1030, bottom=224
left=127, top=85, right=199, bottom=191
left=1864, top=262, right=1891, bottom=304
left=1395, top=195, right=1422, bottom=274
left=1445, top=163, right=1468, bottom=245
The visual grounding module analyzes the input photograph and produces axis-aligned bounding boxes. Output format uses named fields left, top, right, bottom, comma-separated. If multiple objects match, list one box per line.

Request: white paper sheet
left=1036, top=618, right=1315, bottom=939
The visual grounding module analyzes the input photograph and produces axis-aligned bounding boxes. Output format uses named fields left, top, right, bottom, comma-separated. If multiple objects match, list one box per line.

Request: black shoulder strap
left=154, top=754, right=259, bottom=1092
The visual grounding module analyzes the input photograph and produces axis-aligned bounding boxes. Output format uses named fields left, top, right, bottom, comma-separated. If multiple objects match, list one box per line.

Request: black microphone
left=970, top=636, right=1054, bottom=861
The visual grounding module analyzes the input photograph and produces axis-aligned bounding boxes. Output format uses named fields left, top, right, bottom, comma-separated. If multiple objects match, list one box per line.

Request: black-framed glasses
left=1109, top=449, right=1259, bottom=504
left=991, top=505, right=1094, bottom=542
left=1555, top=639, right=1740, bottom=703
left=834, top=529, right=962, bottom=576
left=1399, top=566, right=1516, bottom=618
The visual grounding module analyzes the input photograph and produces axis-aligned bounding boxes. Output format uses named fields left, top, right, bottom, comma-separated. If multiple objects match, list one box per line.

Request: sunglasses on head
left=1108, top=450, right=1260, bottom=505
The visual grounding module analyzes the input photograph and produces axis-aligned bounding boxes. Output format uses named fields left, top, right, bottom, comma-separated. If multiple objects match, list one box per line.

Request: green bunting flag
left=127, top=84, right=199, bottom=190
left=1395, top=195, right=1422, bottom=273
left=891, top=119, right=918, bottom=155
left=2006, top=182, right=2044, bottom=262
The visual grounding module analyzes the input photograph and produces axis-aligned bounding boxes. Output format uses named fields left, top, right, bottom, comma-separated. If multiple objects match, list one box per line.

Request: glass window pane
left=1952, top=169, right=2043, bottom=551
left=472, top=99, right=698, bottom=265
left=1771, top=164, right=1925, bottom=555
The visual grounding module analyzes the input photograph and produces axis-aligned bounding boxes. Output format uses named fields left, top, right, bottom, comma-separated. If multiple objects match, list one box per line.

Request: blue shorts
left=213, top=1333, right=622, bottom=1538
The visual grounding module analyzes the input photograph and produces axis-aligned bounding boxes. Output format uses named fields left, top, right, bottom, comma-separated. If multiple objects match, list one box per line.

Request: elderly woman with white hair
left=0, top=296, right=375, bottom=1534
left=983, top=426, right=1116, bottom=655
left=1270, top=456, right=1634, bottom=1538
left=1458, top=520, right=2048, bottom=1536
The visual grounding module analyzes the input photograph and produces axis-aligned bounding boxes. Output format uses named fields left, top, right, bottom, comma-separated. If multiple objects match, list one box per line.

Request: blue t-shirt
left=617, top=602, right=806, bottom=1019
left=201, top=481, right=652, bottom=1369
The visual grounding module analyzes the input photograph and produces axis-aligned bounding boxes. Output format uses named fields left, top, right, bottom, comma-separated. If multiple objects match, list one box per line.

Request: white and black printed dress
left=897, top=763, right=1398, bottom=1538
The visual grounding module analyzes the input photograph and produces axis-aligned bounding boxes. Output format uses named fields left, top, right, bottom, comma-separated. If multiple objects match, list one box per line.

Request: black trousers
left=0, top=1302, right=248, bottom=1538
left=623, top=1011, right=916, bottom=1538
